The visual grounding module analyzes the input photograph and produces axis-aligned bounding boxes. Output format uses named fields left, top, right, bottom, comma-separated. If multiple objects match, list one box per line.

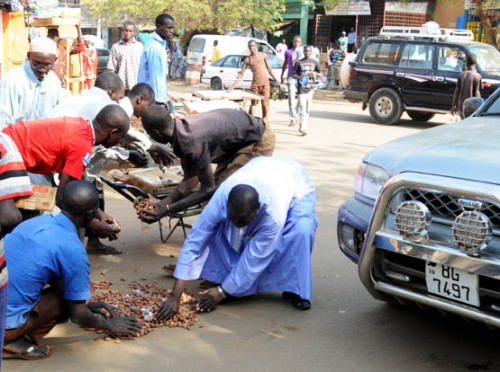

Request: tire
left=407, top=111, right=435, bottom=122
left=369, top=88, right=403, bottom=125
left=210, top=77, right=223, bottom=90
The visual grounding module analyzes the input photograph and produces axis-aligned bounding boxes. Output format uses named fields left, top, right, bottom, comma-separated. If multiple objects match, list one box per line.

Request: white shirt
left=0, top=61, right=66, bottom=129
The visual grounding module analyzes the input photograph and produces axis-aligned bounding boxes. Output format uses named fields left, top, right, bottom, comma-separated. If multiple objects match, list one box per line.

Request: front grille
left=402, top=189, right=500, bottom=230
left=374, top=249, right=500, bottom=312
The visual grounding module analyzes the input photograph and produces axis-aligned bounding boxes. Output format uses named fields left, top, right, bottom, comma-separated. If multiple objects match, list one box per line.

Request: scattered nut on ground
left=89, top=281, right=198, bottom=339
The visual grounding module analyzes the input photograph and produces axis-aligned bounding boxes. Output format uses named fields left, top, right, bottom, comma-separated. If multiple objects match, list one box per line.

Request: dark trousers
left=4, top=285, right=69, bottom=345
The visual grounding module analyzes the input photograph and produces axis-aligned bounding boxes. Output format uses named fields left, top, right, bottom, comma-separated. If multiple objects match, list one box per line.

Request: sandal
left=3, top=339, right=53, bottom=360
left=282, top=291, right=312, bottom=311
left=86, top=244, right=122, bottom=255
left=161, top=264, right=176, bottom=275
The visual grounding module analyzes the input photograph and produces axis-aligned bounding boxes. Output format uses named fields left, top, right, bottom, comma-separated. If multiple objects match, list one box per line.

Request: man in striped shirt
left=107, top=21, right=143, bottom=92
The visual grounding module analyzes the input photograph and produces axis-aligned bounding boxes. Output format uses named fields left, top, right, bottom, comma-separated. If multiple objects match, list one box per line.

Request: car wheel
left=369, top=88, right=403, bottom=125
left=210, top=77, right=223, bottom=90
left=407, top=111, right=435, bottom=122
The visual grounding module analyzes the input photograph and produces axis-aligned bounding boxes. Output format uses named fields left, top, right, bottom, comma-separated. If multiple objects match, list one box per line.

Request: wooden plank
left=192, top=89, right=263, bottom=101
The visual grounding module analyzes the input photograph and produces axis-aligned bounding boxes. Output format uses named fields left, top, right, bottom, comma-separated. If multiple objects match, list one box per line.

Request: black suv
left=344, top=27, right=500, bottom=124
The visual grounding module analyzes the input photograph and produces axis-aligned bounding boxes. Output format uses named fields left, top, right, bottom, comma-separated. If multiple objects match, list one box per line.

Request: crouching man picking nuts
left=2, top=181, right=141, bottom=360
left=153, top=157, right=318, bottom=321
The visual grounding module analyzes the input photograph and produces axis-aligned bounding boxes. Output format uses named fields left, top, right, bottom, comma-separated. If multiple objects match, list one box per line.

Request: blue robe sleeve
left=174, top=195, right=226, bottom=280
left=137, top=43, right=168, bottom=102
left=222, top=214, right=282, bottom=297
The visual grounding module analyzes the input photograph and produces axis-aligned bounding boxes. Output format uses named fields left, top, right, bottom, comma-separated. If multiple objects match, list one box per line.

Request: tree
left=477, top=0, right=499, bottom=48
left=81, top=0, right=286, bottom=36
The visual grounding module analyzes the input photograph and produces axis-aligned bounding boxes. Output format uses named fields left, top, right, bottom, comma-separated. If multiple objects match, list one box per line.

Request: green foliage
left=81, top=0, right=286, bottom=35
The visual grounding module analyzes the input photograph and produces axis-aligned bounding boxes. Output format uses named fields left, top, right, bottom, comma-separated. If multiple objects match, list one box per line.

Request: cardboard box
left=15, top=185, right=57, bottom=211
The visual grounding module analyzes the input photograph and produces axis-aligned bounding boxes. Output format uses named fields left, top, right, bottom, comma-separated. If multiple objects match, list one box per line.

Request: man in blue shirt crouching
left=2, top=180, right=141, bottom=360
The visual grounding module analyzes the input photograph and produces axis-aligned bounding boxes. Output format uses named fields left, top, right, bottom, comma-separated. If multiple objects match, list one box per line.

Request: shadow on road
left=307, top=109, right=445, bottom=130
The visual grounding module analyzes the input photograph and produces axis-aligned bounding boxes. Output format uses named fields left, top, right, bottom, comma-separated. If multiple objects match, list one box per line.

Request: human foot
left=3, top=337, right=53, bottom=360
left=86, top=237, right=122, bottom=255
left=282, top=291, right=311, bottom=310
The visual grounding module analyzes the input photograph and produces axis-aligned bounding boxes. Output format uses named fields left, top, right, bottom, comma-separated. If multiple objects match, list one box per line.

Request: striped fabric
left=107, top=39, right=144, bottom=90
left=0, top=133, right=32, bottom=202
left=0, top=132, right=32, bottom=289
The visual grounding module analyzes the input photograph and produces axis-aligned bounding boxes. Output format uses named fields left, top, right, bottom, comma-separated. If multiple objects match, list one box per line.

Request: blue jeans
left=287, top=76, right=299, bottom=122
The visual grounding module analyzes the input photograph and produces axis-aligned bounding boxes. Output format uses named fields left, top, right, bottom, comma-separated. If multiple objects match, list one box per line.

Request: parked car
left=337, top=87, right=500, bottom=327
left=187, top=34, right=277, bottom=70
left=344, top=26, right=500, bottom=124
left=201, top=54, right=285, bottom=90
left=96, top=47, right=110, bottom=75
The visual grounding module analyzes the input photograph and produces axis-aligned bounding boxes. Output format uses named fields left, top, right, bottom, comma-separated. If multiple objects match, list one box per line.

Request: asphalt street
left=5, top=92, right=500, bottom=372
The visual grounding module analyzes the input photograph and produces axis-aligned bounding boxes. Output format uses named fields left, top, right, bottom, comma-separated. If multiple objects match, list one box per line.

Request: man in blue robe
left=153, top=157, right=318, bottom=320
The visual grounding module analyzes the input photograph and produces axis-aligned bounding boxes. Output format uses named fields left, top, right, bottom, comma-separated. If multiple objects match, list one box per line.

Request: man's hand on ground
left=88, top=301, right=118, bottom=317
left=451, top=106, right=457, bottom=116
left=107, top=317, right=142, bottom=337
left=196, top=287, right=222, bottom=313
left=138, top=202, right=170, bottom=224
left=155, top=297, right=180, bottom=321
left=128, top=150, right=148, bottom=167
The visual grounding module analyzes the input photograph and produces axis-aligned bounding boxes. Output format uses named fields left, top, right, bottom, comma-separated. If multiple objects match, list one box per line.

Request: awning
left=274, top=20, right=299, bottom=29
left=325, top=1, right=371, bottom=16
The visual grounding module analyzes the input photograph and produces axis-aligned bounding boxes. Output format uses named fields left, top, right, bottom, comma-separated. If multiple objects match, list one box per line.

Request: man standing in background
left=108, top=21, right=144, bottom=92
left=347, top=27, right=357, bottom=53
left=276, top=38, right=287, bottom=59
left=451, top=54, right=482, bottom=119
left=338, top=31, right=348, bottom=53
left=281, top=35, right=303, bottom=128
left=212, top=40, right=221, bottom=63
left=293, top=46, right=322, bottom=136
left=137, top=14, right=175, bottom=111
left=229, top=40, right=279, bottom=123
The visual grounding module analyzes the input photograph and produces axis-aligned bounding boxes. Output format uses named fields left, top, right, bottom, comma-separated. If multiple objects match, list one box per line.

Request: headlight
left=354, top=163, right=390, bottom=201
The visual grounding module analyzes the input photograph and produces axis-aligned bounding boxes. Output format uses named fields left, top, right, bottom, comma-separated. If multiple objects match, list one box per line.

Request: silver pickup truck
left=337, top=89, right=500, bottom=327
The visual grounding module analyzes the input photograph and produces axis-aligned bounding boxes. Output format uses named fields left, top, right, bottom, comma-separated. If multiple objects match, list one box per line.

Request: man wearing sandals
left=154, top=157, right=318, bottom=321
left=2, top=181, right=142, bottom=360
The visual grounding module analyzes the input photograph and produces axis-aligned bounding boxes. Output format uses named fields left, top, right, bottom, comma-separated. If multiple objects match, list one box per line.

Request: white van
left=187, top=34, right=277, bottom=68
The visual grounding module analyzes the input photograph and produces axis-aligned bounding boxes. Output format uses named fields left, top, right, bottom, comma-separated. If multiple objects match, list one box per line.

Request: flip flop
left=282, top=291, right=312, bottom=311
left=161, top=264, right=176, bottom=275
left=87, top=245, right=122, bottom=255
left=3, top=344, right=53, bottom=360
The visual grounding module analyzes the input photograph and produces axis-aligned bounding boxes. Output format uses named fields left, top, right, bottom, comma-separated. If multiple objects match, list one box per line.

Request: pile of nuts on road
left=89, top=281, right=198, bottom=341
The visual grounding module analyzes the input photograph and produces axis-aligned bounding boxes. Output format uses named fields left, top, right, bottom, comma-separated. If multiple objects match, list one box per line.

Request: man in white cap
left=338, top=31, right=348, bottom=53
left=0, top=36, right=66, bottom=129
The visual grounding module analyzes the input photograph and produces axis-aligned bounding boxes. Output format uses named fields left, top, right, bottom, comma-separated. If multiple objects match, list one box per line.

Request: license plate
left=425, top=262, right=479, bottom=307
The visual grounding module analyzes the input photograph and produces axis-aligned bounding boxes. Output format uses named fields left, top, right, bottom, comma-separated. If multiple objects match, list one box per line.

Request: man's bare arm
left=166, top=163, right=216, bottom=214
left=264, top=56, right=279, bottom=82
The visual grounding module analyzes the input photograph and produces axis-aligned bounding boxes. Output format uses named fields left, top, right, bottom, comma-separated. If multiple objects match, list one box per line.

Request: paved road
left=6, top=96, right=499, bottom=372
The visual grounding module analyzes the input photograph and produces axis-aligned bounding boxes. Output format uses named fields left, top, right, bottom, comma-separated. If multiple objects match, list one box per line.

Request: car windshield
left=469, top=44, right=500, bottom=73
left=481, top=92, right=500, bottom=115
left=267, top=55, right=284, bottom=69
left=188, top=38, right=206, bottom=53
left=211, top=57, right=225, bottom=67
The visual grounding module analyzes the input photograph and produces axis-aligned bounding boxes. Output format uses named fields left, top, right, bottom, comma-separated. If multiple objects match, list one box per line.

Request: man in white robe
left=153, top=156, right=318, bottom=320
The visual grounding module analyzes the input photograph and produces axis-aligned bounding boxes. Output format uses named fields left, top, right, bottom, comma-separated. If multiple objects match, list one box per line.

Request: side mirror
left=463, top=97, right=485, bottom=118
